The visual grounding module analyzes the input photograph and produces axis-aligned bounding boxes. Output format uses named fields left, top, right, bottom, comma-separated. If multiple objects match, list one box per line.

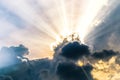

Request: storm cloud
left=92, top=50, right=118, bottom=61
left=60, top=41, right=90, bottom=61
left=57, top=62, right=93, bottom=80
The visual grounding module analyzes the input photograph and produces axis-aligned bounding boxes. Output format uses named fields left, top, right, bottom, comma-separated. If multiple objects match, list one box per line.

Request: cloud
left=0, top=75, right=13, bottom=80
left=56, top=62, right=93, bottom=80
left=1, top=41, right=120, bottom=80
left=91, top=50, right=118, bottom=61
left=0, top=44, right=29, bottom=68
left=115, top=55, right=120, bottom=64
left=1, top=0, right=120, bottom=80
left=60, top=41, right=90, bottom=61
left=1, top=44, right=29, bottom=58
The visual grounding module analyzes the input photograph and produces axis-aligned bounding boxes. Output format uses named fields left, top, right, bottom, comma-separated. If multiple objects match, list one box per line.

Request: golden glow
left=77, top=61, right=84, bottom=66
left=91, top=57, right=120, bottom=80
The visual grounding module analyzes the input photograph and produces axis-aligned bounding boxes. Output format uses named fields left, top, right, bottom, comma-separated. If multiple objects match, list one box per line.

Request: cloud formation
left=60, top=41, right=90, bottom=60
left=0, top=44, right=29, bottom=68
left=1, top=40, right=120, bottom=80
left=57, top=62, right=93, bottom=80
left=92, top=50, right=118, bottom=61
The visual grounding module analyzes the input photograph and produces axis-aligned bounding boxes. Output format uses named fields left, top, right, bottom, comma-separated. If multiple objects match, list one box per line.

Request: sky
left=0, top=0, right=119, bottom=59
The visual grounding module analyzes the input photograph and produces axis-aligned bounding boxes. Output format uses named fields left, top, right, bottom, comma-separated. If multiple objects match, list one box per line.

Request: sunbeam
left=1, top=0, right=120, bottom=80
left=0, top=0, right=118, bottom=59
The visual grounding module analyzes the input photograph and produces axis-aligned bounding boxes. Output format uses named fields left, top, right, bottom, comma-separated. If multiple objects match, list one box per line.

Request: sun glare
left=0, top=0, right=113, bottom=60
left=53, top=0, right=109, bottom=44
left=50, top=0, right=108, bottom=51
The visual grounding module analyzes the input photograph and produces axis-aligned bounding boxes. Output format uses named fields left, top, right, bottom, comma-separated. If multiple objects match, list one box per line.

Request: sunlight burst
left=0, top=0, right=116, bottom=59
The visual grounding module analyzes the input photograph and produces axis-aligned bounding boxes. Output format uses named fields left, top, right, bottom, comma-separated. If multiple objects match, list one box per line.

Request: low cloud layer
left=1, top=39, right=120, bottom=80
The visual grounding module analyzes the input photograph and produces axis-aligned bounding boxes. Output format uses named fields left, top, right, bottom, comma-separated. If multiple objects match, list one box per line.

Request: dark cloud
left=92, top=50, right=118, bottom=61
left=56, top=62, right=93, bottom=80
left=0, top=58, right=51, bottom=80
left=0, top=42, right=94, bottom=80
left=0, top=75, right=13, bottom=80
left=60, top=41, right=90, bottom=60
left=1, top=41, right=119, bottom=80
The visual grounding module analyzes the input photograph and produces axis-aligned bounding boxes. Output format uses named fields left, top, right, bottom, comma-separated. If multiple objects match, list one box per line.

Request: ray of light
left=0, top=0, right=118, bottom=60
left=59, top=0, right=70, bottom=37
left=84, top=0, right=120, bottom=43
left=76, top=0, right=109, bottom=43
left=1, top=0, right=120, bottom=80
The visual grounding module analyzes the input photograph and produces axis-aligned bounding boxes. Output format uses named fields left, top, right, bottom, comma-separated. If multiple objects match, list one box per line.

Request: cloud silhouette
left=60, top=41, right=90, bottom=61
left=92, top=50, right=118, bottom=61
left=57, top=62, right=93, bottom=80
left=0, top=42, right=120, bottom=80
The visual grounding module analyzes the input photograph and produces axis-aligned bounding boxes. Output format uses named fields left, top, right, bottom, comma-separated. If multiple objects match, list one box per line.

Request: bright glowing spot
left=50, top=33, right=81, bottom=51
left=77, top=61, right=84, bottom=66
